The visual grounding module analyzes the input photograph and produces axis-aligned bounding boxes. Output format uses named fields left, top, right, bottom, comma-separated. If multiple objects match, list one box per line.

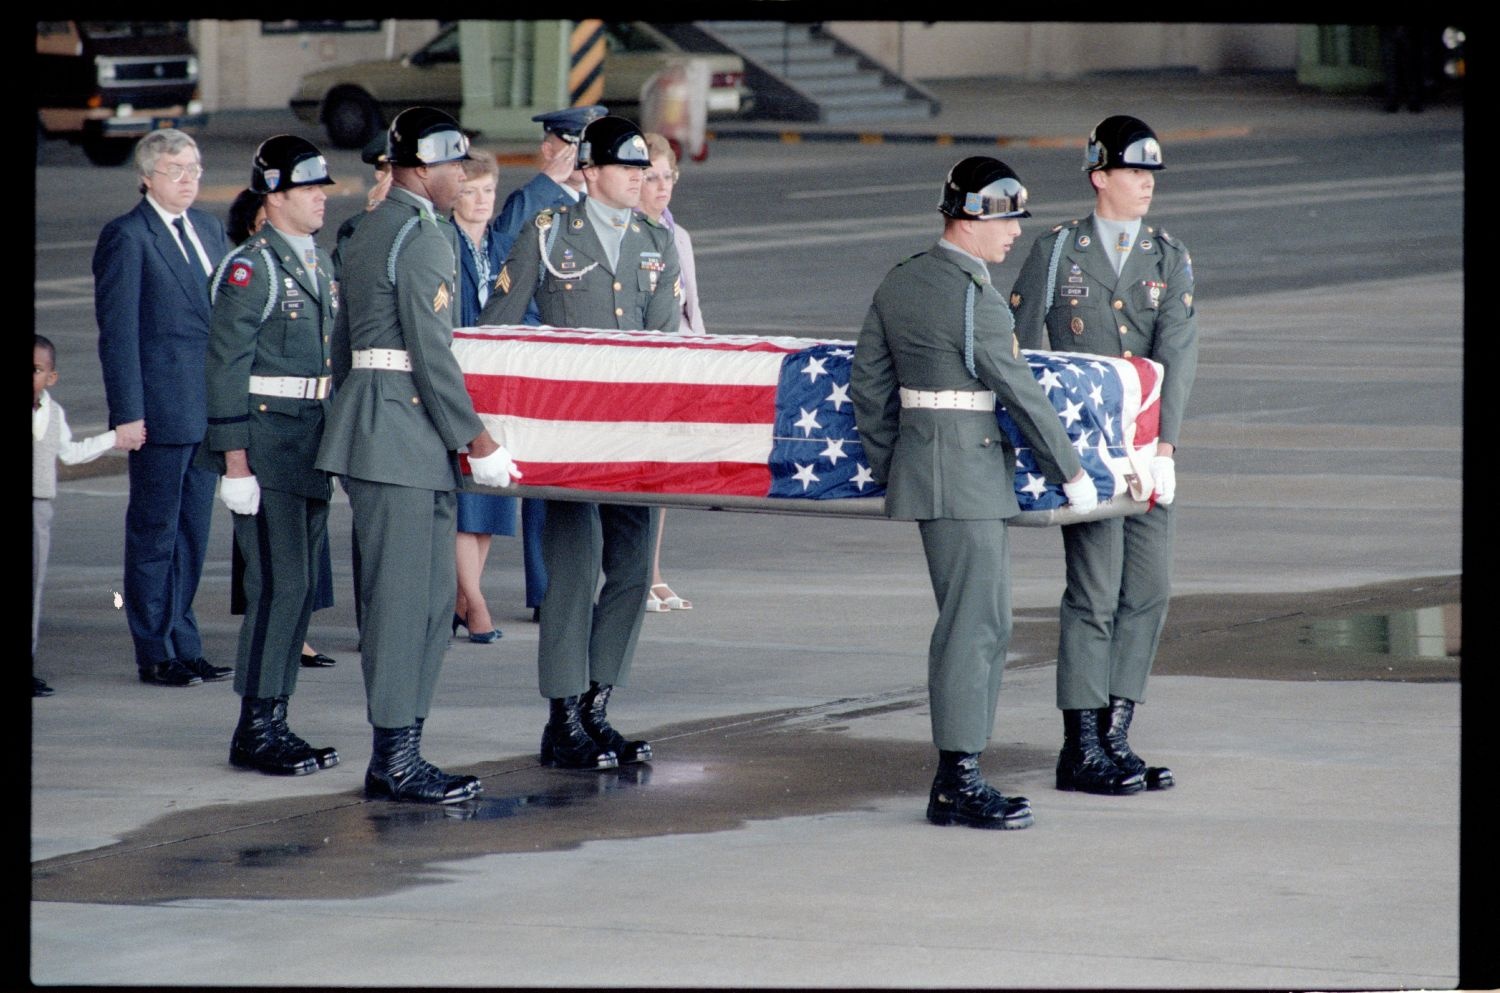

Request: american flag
left=1001, top=350, right=1162, bottom=510
left=453, top=327, right=1160, bottom=511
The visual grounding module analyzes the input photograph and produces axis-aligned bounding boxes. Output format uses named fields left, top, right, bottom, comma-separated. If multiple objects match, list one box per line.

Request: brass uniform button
left=411, top=396, right=420, bottom=405
left=613, top=281, right=622, bottom=291
left=1123, top=350, right=1134, bottom=358
left=258, top=403, right=268, bottom=412
left=564, top=283, right=573, bottom=291
left=1070, top=299, right=1080, bottom=307
left=1118, top=325, right=1128, bottom=335
left=1113, top=299, right=1124, bottom=310
left=615, top=307, right=624, bottom=317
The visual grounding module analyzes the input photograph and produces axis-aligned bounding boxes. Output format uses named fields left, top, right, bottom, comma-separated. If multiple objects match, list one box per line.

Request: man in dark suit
left=95, top=128, right=233, bottom=689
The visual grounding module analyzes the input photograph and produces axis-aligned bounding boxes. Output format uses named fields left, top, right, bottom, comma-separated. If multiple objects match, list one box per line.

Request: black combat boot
left=230, top=697, right=318, bottom=776
left=1098, top=695, right=1174, bottom=790
left=1056, top=708, right=1146, bottom=795
left=540, top=696, right=619, bottom=769
left=579, top=682, right=652, bottom=764
left=926, top=750, right=1033, bottom=830
left=413, top=717, right=481, bottom=797
left=271, top=696, right=339, bottom=770
left=365, top=725, right=482, bottom=804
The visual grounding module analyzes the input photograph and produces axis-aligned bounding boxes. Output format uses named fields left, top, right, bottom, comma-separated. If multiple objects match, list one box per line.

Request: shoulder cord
left=210, top=244, right=277, bottom=322
left=963, top=280, right=977, bottom=377
left=1042, top=227, right=1068, bottom=336
left=386, top=217, right=422, bottom=287
left=538, top=218, right=597, bottom=280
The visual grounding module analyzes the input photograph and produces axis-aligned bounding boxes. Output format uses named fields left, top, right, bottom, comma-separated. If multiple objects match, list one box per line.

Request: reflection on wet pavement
left=33, top=574, right=1458, bottom=907
left=35, top=696, right=1034, bottom=905
left=1014, top=574, right=1460, bottom=683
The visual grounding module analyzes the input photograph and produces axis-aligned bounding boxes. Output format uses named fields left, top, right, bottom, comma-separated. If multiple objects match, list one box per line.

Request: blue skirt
left=456, top=490, right=519, bottom=536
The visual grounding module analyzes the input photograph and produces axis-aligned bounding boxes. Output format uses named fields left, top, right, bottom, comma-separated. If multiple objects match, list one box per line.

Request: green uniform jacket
left=314, top=187, right=484, bottom=491
left=1010, top=214, right=1199, bottom=447
left=851, top=242, right=1082, bottom=522
left=477, top=200, right=681, bottom=332
left=202, top=226, right=334, bottom=500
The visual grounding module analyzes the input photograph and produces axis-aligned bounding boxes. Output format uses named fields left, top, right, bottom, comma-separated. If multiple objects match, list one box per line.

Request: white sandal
left=647, top=583, right=692, bottom=611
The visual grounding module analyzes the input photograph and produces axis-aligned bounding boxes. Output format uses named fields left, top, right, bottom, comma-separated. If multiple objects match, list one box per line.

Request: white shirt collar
left=144, top=192, right=187, bottom=225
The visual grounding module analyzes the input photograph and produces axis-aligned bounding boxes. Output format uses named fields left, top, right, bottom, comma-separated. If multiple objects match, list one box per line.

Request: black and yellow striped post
left=569, top=20, right=606, bottom=108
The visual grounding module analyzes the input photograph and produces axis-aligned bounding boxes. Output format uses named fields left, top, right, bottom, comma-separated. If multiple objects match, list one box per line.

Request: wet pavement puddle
left=33, top=574, right=1457, bottom=906
left=34, top=695, right=1053, bottom=905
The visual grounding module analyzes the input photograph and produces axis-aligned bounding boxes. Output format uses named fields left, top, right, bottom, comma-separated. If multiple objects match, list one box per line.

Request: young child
left=33, top=334, right=133, bottom=696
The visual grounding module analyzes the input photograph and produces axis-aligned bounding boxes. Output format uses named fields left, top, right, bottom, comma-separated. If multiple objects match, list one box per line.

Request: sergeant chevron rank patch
left=433, top=282, right=450, bottom=313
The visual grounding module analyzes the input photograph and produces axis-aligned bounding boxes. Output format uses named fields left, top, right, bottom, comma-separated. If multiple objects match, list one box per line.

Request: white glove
left=468, top=446, right=523, bottom=488
left=219, top=474, right=261, bottom=516
left=1062, top=472, right=1098, bottom=514
left=1151, top=455, right=1176, bottom=505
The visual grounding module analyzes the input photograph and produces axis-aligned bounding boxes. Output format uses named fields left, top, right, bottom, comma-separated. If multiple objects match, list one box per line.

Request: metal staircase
left=654, top=21, right=941, bottom=124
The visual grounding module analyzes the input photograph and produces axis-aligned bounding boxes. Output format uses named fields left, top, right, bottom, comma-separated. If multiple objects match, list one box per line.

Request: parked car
left=36, top=20, right=207, bottom=166
left=289, top=22, right=751, bottom=149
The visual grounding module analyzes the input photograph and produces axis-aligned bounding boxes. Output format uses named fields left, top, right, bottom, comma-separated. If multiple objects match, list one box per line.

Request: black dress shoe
left=300, top=651, right=337, bottom=668
left=182, top=657, right=233, bottom=681
left=33, top=677, right=56, bottom=697
left=139, top=659, right=203, bottom=687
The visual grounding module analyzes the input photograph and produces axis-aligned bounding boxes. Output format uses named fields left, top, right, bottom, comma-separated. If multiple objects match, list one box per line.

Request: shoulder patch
left=227, top=259, right=254, bottom=288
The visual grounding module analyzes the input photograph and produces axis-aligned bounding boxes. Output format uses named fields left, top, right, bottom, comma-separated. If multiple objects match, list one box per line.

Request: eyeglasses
left=153, top=162, right=204, bottom=182
left=643, top=169, right=679, bottom=185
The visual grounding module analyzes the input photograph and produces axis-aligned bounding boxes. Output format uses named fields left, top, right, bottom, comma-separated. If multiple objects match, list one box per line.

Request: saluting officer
left=851, top=157, right=1098, bottom=831
left=204, top=135, right=340, bottom=776
left=491, top=104, right=608, bottom=264
left=1010, top=115, right=1200, bottom=796
left=480, top=115, right=681, bottom=772
left=315, top=107, right=520, bottom=804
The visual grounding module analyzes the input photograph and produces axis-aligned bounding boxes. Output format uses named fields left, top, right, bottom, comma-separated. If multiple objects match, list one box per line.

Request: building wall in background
left=190, top=20, right=1299, bottom=112
left=823, top=22, right=1299, bottom=81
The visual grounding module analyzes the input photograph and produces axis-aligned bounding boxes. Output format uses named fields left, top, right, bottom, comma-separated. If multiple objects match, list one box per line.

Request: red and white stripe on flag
left=454, top=326, right=820, bottom=496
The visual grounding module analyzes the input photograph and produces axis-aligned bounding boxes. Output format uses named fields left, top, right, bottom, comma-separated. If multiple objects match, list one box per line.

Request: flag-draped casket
left=453, top=326, right=1162, bottom=524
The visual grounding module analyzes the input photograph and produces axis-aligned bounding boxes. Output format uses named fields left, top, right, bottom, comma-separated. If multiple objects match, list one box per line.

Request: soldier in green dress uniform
left=315, top=108, right=520, bottom=804
left=851, top=157, right=1099, bottom=830
left=479, top=115, right=680, bottom=772
left=1010, top=115, right=1200, bottom=796
left=204, top=135, right=341, bottom=776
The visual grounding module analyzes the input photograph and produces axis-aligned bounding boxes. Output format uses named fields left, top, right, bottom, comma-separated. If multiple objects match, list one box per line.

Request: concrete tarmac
left=28, top=71, right=1473, bottom=989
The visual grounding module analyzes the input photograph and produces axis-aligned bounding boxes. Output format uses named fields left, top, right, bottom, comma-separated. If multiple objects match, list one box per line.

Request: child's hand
left=114, top=420, right=146, bottom=451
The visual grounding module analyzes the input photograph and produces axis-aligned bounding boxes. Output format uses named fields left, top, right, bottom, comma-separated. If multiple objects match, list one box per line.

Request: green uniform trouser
left=346, top=478, right=456, bottom=728
left=918, top=517, right=1011, bottom=754
left=1056, top=501, right=1175, bottom=709
left=536, top=500, right=655, bottom=699
left=232, top=489, right=329, bottom=699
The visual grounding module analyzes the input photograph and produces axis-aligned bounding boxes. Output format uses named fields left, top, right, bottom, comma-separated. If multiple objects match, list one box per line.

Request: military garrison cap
left=532, top=105, right=609, bottom=141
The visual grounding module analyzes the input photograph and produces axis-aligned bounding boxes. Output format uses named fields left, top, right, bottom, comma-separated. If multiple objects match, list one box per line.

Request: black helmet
left=249, top=135, right=335, bottom=195
left=938, top=156, right=1030, bottom=220
left=576, top=116, right=650, bottom=169
left=386, top=107, right=472, bottom=167
left=1084, top=115, right=1164, bottom=172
